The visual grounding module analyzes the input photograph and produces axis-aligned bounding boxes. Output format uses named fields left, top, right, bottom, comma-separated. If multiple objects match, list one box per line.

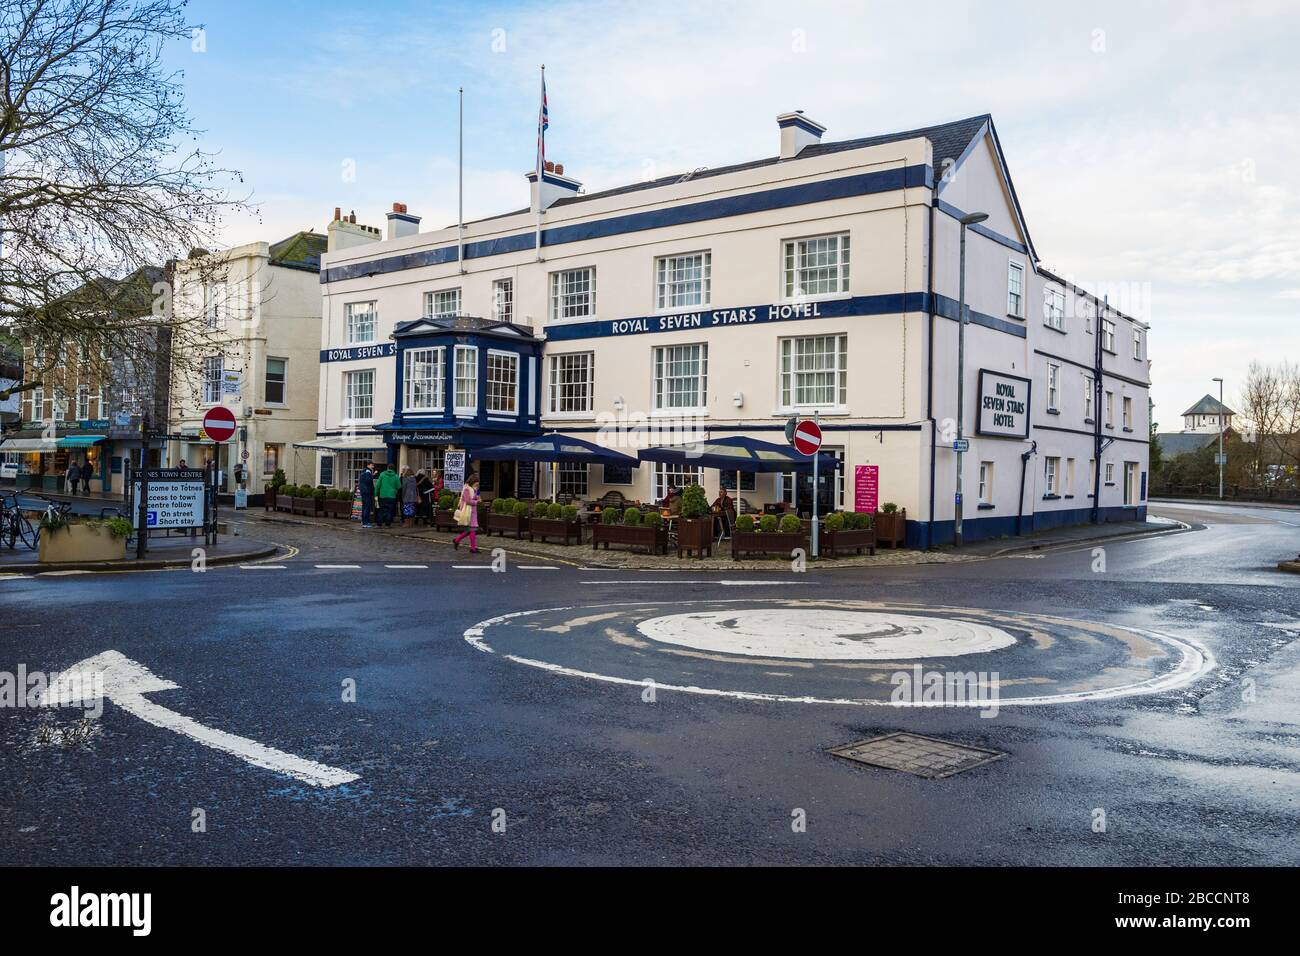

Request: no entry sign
left=202, top=405, right=237, bottom=443
left=792, top=419, right=823, bottom=456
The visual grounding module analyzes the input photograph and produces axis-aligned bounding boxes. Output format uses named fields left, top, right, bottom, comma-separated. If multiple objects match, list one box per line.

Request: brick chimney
left=777, top=111, right=826, bottom=159
left=385, top=202, right=421, bottom=241
left=527, top=160, right=582, bottom=213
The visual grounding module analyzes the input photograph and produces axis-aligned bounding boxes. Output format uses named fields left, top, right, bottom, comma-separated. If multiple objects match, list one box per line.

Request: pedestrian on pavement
left=67, top=461, right=81, bottom=494
left=452, top=474, right=481, bottom=553
left=358, top=461, right=377, bottom=527
left=415, top=469, right=434, bottom=525
left=376, top=462, right=401, bottom=527
left=400, top=466, right=418, bottom=528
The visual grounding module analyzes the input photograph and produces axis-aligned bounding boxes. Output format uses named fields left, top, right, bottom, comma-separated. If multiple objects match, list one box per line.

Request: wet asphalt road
left=1, top=500, right=1297, bottom=866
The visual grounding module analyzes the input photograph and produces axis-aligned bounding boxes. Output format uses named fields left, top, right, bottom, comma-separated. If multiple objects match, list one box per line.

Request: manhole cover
left=828, top=732, right=1005, bottom=779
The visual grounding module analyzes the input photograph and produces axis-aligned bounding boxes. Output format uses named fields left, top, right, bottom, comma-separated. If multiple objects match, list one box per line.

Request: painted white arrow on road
left=38, top=651, right=359, bottom=788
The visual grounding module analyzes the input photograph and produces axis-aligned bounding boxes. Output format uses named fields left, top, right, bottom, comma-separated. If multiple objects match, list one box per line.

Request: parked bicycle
left=0, top=491, right=37, bottom=550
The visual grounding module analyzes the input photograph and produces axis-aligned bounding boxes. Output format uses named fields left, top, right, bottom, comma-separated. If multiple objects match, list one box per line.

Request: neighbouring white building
left=167, top=230, right=331, bottom=496
left=313, top=110, right=1150, bottom=546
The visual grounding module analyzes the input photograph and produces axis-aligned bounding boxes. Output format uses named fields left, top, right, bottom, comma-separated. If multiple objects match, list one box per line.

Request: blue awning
left=56, top=435, right=106, bottom=448
left=637, top=435, right=839, bottom=473
left=472, top=434, right=640, bottom=467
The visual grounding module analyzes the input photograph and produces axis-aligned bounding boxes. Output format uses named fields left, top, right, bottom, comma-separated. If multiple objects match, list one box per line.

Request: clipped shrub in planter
left=675, top=483, right=713, bottom=558
left=874, top=504, right=907, bottom=549
left=434, top=490, right=459, bottom=530
left=274, top=483, right=296, bottom=512
left=601, top=506, right=621, bottom=525
left=593, top=506, right=668, bottom=555
left=733, top=509, right=808, bottom=560
left=290, top=485, right=321, bottom=516
left=529, top=500, right=582, bottom=544
left=485, top=496, right=529, bottom=538
left=322, top=488, right=352, bottom=518
left=821, top=510, right=877, bottom=557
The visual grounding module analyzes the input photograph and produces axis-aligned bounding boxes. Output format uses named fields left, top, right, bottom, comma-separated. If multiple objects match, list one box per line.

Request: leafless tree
left=0, top=0, right=249, bottom=398
left=1238, top=360, right=1300, bottom=482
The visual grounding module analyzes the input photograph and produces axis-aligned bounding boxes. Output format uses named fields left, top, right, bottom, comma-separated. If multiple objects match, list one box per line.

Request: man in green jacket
left=376, top=463, right=401, bottom=527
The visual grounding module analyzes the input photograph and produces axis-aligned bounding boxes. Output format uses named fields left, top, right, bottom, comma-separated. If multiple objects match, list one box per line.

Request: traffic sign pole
left=812, top=412, right=820, bottom=559
left=791, top=417, right=825, bottom=559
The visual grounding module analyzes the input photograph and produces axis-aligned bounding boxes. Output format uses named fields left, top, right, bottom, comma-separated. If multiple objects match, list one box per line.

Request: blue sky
left=174, top=0, right=1300, bottom=427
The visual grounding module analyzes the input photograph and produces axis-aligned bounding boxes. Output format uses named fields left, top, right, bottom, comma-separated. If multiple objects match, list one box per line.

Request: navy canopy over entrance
left=472, top=434, right=639, bottom=467
left=636, top=435, right=840, bottom=473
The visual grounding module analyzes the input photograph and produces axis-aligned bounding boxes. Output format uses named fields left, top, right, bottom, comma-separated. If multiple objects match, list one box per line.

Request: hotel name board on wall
left=319, top=342, right=397, bottom=363
left=976, top=369, right=1031, bottom=439
left=544, top=293, right=923, bottom=342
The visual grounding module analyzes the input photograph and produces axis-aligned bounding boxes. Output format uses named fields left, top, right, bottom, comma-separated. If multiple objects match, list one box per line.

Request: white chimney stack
left=385, top=202, right=421, bottom=241
left=777, top=111, right=827, bottom=159
left=528, top=161, right=582, bottom=213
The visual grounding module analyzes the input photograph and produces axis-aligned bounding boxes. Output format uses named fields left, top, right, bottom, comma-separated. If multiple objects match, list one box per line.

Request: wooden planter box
left=822, top=527, right=877, bottom=557
left=322, top=498, right=352, bottom=519
left=874, top=509, right=907, bottom=548
left=484, top=512, right=530, bottom=538
left=290, top=496, right=320, bottom=517
left=528, top=517, right=582, bottom=545
left=38, top=523, right=127, bottom=564
left=732, top=530, right=808, bottom=560
left=675, top=516, right=714, bottom=558
left=433, top=508, right=459, bottom=531
left=592, top=522, right=668, bottom=555
left=263, top=489, right=278, bottom=511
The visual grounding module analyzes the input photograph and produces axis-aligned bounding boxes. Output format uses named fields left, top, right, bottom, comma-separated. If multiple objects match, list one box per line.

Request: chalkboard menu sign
left=602, top=463, right=634, bottom=486
left=517, top=461, right=536, bottom=499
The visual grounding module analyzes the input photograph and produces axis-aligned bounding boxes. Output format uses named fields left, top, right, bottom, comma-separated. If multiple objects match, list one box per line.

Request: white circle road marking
left=636, top=608, right=1016, bottom=660
left=463, top=600, right=1216, bottom=708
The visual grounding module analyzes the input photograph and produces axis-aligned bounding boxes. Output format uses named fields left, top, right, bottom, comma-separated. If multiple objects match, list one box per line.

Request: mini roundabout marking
left=463, top=599, right=1215, bottom=707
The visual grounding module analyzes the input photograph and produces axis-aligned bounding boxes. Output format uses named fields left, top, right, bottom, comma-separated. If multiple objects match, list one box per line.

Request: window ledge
left=977, top=503, right=995, bottom=510
left=1042, top=493, right=1062, bottom=500
left=1043, top=323, right=1067, bottom=334
left=1064, top=494, right=1075, bottom=500
left=1123, top=427, right=1134, bottom=433
left=649, top=408, right=708, bottom=419
left=779, top=292, right=851, bottom=306
left=1104, top=482, right=1116, bottom=487
left=1046, top=408, right=1061, bottom=416
left=542, top=412, right=597, bottom=422
left=1084, top=418, right=1095, bottom=425
left=774, top=406, right=850, bottom=417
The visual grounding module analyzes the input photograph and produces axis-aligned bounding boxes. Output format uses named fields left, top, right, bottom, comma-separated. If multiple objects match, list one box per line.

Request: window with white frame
left=654, top=463, right=703, bottom=501
left=1132, top=328, right=1143, bottom=360
left=1105, top=461, right=1115, bottom=484
left=653, top=343, right=708, bottom=411
left=1047, top=363, right=1060, bottom=411
left=548, top=352, right=594, bottom=414
left=404, top=347, right=444, bottom=411
left=28, top=387, right=44, bottom=422
left=550, top=267, right=595, bottom=321
left=780, top=334, right=847, bottom=408
left=783, top=233, right=850, bottom=299
left=202, top=355, right=224, bottom=404
left=346, top=301, right=377, bottom=344
left=1066, top=457, right=1076, bottom=496
left=339, top=451, right=371, bottom=490
left=1101, top=319, right=1116, bottom=353
left=1123, top=395, right=1133, bottom=429
left=493, top=278, right=514, bottom=323
left=265, top=357, right=287, bottom=405
left=1044, top=287, right=1065, bottom=330
left=424, top=288, right=461, bottom=318
left=76, top=384, right=90, bottom=420
left=1007, top=261, right=1025, bottom=317
left=344, top=369, right=375, bottom=421
left=454, top=345, right=478, bottom=413
left=409, top=447, right=446, bottom=478
left=51, top=388, right=67, bottom=421
left=655, top=251, right=711, bottom=309
left=557, top=462, right=589, bottom=497
left=1105, top=390, right=1114, bottom=428
left=1084, top=376, right=1095, bottom=421
left=1044, top=456, right=1060, bottom=495
left=1088, top=459, right=1096, bottom=494
left=205, top=281, right=227, bottom=329
left=486, top=351, right=519, bottom=415
left=1124, top=461, right=1137, bottom=505
left=263, top=443, right=283, bottom=476
left=978, top=461, right=993, bottom=504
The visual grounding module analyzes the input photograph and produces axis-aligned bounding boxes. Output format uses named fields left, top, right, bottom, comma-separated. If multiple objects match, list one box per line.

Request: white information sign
left=131, top=470, right=206, bottom=529
left=443, top=451, right=467, bottom=493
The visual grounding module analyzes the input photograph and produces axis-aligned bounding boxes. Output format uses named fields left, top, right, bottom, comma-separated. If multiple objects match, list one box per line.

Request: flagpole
left=458, top=86, right=465, bottom=275
left=535, top=64, right=545, bottom=262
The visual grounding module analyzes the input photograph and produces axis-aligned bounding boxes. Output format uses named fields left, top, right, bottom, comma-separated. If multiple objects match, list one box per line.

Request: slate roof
left=461, top=114, right=992, bottom=227
left=269, top=230, right=328, bottom=272
left=391, top=314, right=540, bottom=342
left=1156, top=432, right=1222, bottom=458
left=1182, top=393, right=1234, bottom=417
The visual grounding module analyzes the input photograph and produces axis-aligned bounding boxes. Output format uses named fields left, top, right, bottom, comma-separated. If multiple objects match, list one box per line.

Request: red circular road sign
left=792, top=419, right=823, bottom=456
left=202, top=405, right=237, bottom=443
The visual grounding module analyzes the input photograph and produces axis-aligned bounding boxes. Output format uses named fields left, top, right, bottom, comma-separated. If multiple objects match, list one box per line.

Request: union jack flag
left=537, top=72, right=549, bottom=169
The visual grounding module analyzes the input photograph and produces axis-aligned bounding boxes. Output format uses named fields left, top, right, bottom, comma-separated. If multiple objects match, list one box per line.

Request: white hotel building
left=313, top=111, right=1150, bottom=547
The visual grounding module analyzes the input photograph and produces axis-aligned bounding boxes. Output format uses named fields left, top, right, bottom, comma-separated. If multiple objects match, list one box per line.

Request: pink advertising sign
left=854, top=465, right=879, bottom=513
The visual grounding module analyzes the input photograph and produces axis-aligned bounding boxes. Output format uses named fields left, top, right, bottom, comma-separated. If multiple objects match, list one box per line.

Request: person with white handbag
left=452, top=474, right=481, bottom=553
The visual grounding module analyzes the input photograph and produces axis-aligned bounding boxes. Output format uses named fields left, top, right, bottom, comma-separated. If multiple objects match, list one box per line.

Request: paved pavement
left=0, top=499, right=1296, bottom=865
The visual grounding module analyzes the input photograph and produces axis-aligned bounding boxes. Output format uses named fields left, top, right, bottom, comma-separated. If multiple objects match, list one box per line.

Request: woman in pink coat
left=452, top=474, right=481, bottom=553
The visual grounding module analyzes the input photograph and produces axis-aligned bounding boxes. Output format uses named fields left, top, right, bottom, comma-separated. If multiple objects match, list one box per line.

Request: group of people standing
left=356, top=461, right=444, bottom=529
left=353, top=460, right=482, bottom=552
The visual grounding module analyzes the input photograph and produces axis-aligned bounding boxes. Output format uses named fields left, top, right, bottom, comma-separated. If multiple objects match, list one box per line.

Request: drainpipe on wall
left=925, top=184, right=938, bottom=550
left=1016, top=440, right=1037, bottom=536
left=1091, top=298, right=1104, bottom=525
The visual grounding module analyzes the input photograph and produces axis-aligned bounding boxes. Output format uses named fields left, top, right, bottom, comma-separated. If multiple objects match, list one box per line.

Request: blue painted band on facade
left=909, top=504, right=1147, bottom=549
left=936, top=199, right=1029, bottom=255
left=321, top=164, right=933, bottom=284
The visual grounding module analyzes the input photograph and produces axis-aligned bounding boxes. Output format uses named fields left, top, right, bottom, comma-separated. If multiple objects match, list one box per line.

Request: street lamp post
left=954, top=211, right=989, bottom=547
left=1213, top=376, right=1224, bottom=500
